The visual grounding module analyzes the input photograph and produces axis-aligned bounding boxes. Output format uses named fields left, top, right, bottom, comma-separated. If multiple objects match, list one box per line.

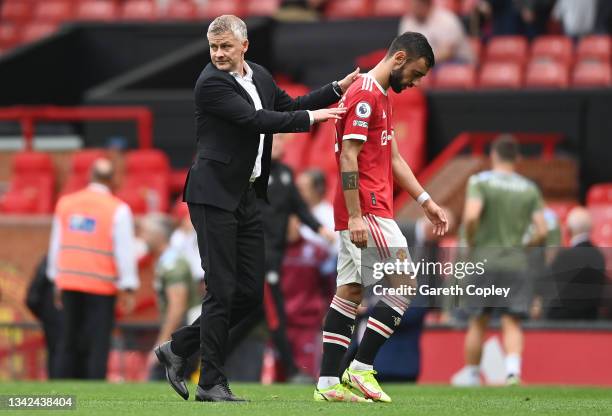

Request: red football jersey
left=333, top=74, right=394, bottom=231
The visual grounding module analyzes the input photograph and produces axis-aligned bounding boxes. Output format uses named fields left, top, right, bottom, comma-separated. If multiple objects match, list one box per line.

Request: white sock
left=505, top=354, right=521, bottom=376
left=350, top=359, right=374, bottom=372
left=317, top=376, right=340, bottom=389
left=466, top=365, right=480, bottom=378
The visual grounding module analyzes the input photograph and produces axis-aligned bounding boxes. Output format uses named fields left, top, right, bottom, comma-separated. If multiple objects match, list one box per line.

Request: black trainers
left=195, top=383, right=248, bottom=402
left=154, top=341, right=189, bottom=400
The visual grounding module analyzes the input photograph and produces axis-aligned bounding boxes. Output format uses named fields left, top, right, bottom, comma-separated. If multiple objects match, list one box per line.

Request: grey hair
left=207, top=15, right=248, bottom=41
left=140, top=213, right=175, bottom=242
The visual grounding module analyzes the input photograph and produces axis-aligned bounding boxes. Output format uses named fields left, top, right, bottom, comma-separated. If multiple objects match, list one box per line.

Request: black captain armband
left=342, top=171, right=359, bottom=190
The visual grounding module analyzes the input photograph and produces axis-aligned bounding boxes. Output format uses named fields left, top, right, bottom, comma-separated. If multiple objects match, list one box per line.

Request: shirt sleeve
left=341, top=89, right=377, bottom=142
left=113, top=204, right=140, bottom=291
left=46, top=216, right=61, bottom=281
left=162, top=259, right=192, bottom=287
left=466, top=175, right=484, bottom=200
left=532, top=185, right=545, bottom=214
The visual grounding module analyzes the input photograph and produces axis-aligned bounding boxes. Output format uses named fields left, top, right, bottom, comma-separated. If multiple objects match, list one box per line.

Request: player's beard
left=389, top=67, right=405, bottom=93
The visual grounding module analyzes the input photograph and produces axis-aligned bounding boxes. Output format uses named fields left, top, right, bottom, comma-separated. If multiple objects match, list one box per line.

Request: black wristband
left=332, top=80, right=343, bottom=96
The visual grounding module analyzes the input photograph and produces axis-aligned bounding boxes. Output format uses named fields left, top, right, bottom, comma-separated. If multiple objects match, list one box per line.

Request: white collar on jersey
left=365, top=72, right=388, bottom=96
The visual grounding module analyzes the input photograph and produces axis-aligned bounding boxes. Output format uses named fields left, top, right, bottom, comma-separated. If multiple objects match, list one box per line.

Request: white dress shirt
left=230, top=62, right=314, bottom=181
left=47, top=183, right=140, bottom=291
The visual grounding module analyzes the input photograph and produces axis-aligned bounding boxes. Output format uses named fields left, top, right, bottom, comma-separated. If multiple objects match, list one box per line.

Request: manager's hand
left=338, top=67, right=361, bottom=94
left=312, top=107, right=347, bottom=123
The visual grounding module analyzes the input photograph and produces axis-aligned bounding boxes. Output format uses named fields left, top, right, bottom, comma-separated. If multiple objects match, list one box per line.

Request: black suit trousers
left=171, top=186, right=264, bottom=387
left=58, top=290, right=115, bottom=379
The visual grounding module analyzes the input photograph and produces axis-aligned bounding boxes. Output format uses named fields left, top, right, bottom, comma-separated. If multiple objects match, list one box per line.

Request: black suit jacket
left=184, top=60, right=339, bottom=211
left=546, top=240, right=606, bottom=320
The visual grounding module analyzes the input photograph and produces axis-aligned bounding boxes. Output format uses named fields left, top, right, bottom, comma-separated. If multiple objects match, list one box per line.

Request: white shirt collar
left=366, top=72, right=388, bottom=96
left=230, top=62, right=253, bottom=82
left=570, top=232, right=590, bottom=247
left=88, top=183, right=111, bottom=194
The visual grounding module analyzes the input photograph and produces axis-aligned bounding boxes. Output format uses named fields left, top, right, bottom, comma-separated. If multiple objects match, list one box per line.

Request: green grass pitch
left=2, top=382, right=611, bottom=416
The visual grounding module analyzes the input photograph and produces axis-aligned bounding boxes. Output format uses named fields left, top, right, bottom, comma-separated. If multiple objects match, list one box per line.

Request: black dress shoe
left=195, top=384, right=247, bottom=402
left=154, top=341, right=189, bottom=400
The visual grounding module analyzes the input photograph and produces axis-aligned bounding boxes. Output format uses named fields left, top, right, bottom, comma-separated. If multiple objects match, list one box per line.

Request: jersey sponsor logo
left=68, top=215, right=97, bottom=233
left=356, top=101, right=372, bottom=118
left=352, top=120, right=369, bottom=128
left=381, top=130, right=389, bottom=146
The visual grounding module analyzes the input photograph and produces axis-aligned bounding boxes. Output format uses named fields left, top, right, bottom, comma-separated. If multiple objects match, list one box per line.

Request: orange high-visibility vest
left=55, top=187, right=123, bottom=296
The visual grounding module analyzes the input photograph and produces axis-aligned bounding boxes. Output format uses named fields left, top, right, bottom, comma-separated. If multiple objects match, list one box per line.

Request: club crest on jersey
left=356, top=101, right=371, bottom=118
left=393, top=316, right=401, bottom=327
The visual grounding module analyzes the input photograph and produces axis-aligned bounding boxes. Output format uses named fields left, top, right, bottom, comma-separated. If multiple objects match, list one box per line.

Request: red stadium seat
left=0, top=23, right=21, bottom=49
left=546, top=200, right=577, bottom=223
left=390, top=88, right=427, bottom=175
left=588, top=205, right=612, bottom=247
left=372, top=0, right=409, bottom=17
left=33, top=0, right=74, bottom=24
left=530, top=35, right=573, bottom=65
left=21, top=22, right=58, bottom=43
left=76, top=0, right=118, bottom=21
left=164, top=0, right=197, bottom=20
left=525, top=60, right=569, bottom=89
left=170, top=168, right=189, bottom=195
left=307, top=121, right=337, bottom=201
left=121, top=0, right=158, bottom=21
left=116, top=149, right=171, bottom=214
left=478, top=62, right=523, bottom=89
left=587, top=184, right=612, bottom=206
left=198, top=0, right=243, bottom=19
left=60, top=149, right=107, bottom=197
left=433, top=64, right=476, bottom=89
left=485, top=36, right=528, bottom=64
left=325, top=0, right=371, bottom=19
left=572, top=61, right=611, bottom=88
left=0, top=152, right=55, bottom=214
left=577, top=35, right=611, bottom=64
left=1, top=0, right=32, bottom=22
left=280, top=131, right=312, bottom=174
left=277, top=82, right=310, bottom=101
left=245, top=0, right=280, bottom=16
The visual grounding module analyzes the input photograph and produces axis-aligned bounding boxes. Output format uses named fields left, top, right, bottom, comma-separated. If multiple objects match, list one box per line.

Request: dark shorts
left=462, top=270, right=531, bottom=319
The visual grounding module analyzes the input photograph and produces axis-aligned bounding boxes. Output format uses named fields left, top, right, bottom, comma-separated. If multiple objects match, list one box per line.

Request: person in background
left=257, top=134, right=336, bottom=382
left=25, top=255, right=63, bottom=379
left=399, top=0, right=474, bottom=64
left=297, top=168, right=338, bottom=258
left=552, top=0, right=598, bottom=39
left=139, top=213, right=200, bottom=380
left=47, top=158, right=139, bottom=379
left=479, top=0, right=555, bottom=39
left=545, top=207, right=606, bottom=320
left=529, top=206, right=562, bottom=320
left=276, top=0, right=328, bottom=21
left=452, top=135, right=547, bottom=387
left=280, top=215, right=334, bottom=378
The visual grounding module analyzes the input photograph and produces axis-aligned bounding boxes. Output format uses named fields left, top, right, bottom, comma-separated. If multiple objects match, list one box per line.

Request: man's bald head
left=90, top=158, right=114, bottom=186
left=566, top=207, right=592, bottom=238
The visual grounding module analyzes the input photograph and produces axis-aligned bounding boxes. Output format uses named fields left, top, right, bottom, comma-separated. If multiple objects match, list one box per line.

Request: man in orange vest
left=47, top=158, right=139, bottom=379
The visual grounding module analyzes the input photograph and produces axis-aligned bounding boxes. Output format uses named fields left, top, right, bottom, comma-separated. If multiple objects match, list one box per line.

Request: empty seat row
left=0, top=0, right=282, bottom=23
left=484, top=35, right=611, bottom=66
left=0, top=149, right=171, bottom=215
left=428, top=60, right=610, bottom=89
